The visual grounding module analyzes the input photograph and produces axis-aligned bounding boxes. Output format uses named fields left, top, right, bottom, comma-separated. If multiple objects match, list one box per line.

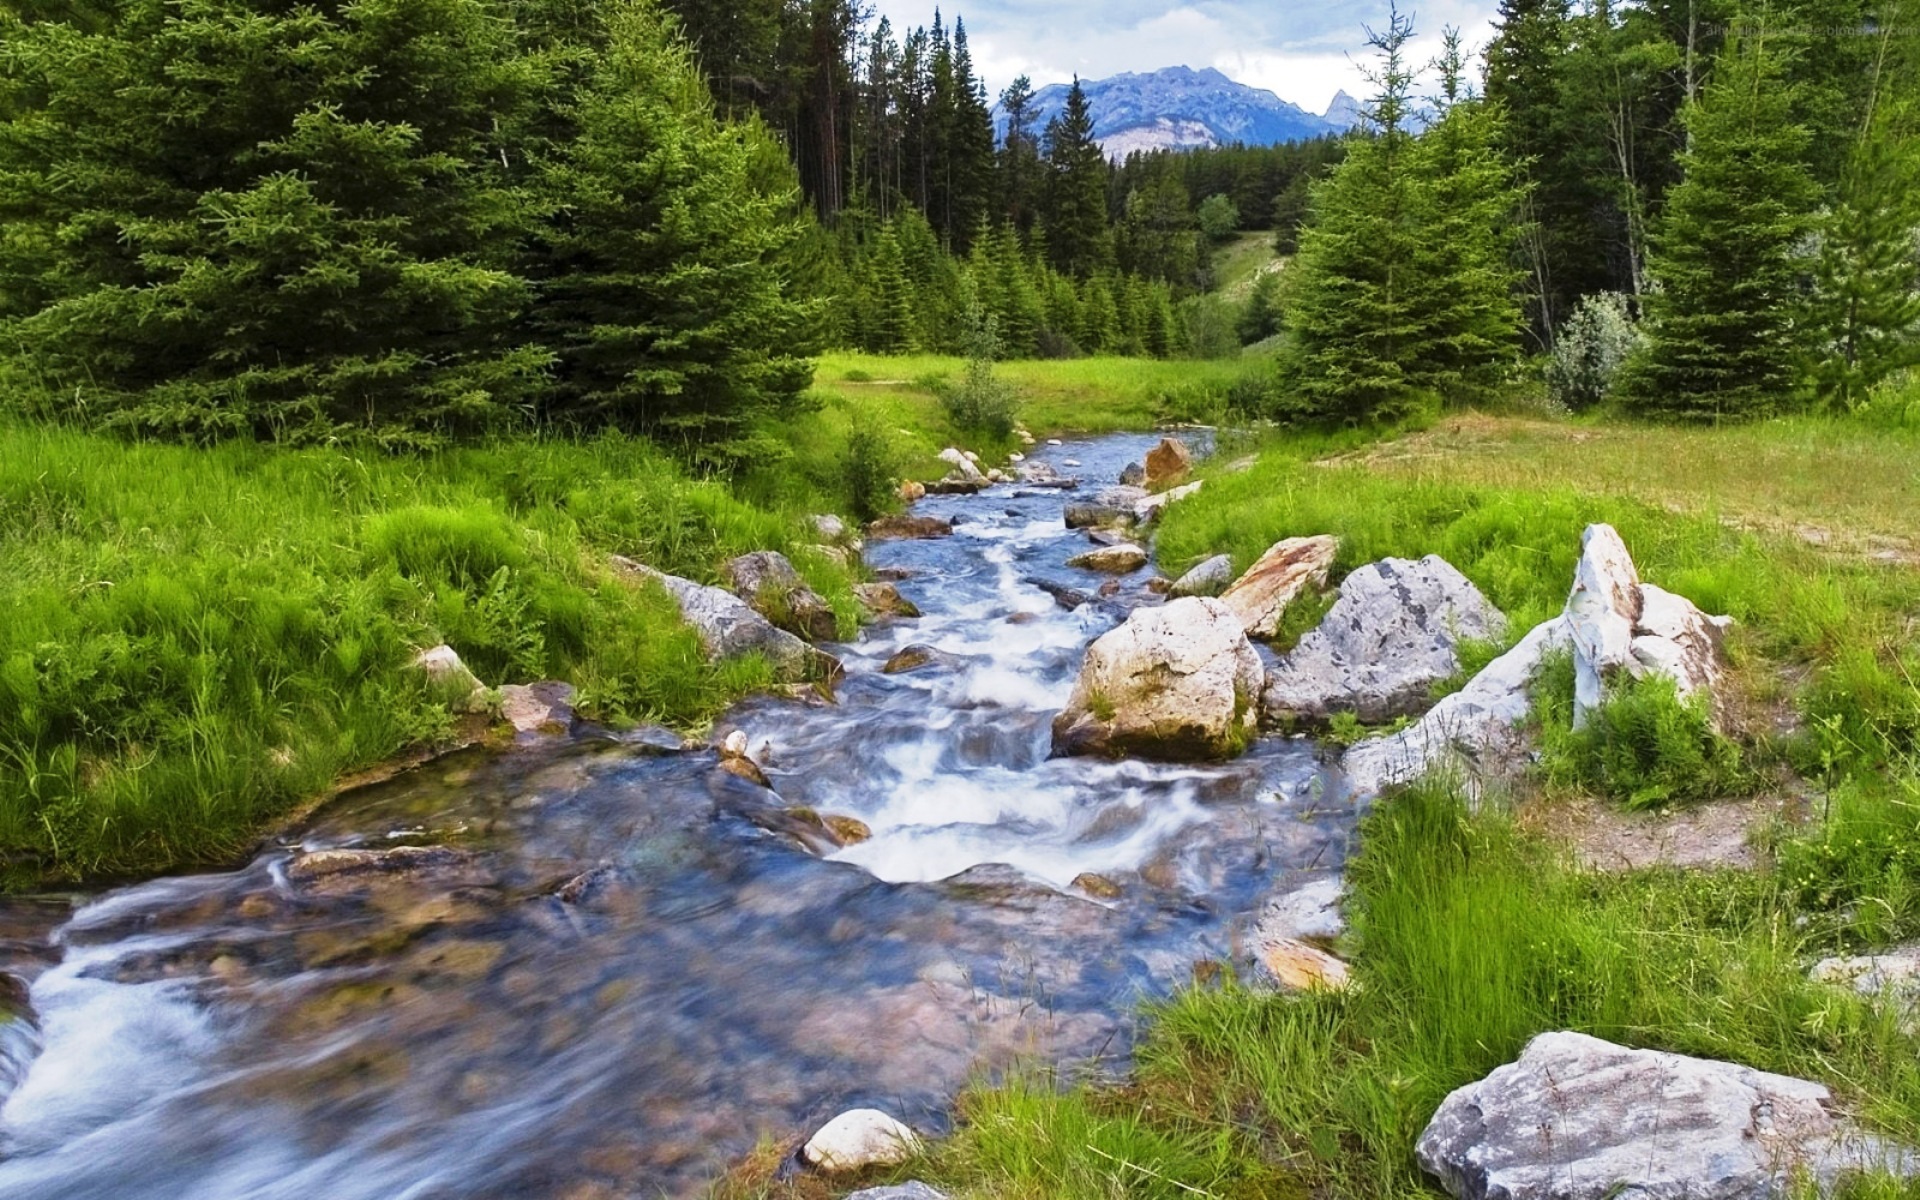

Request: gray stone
left=1119, top=461, right=1147, bottom=487
left=1052, top=597, right=1262, bottom=761
left=410, top=645, right=489, bottom=712
left=1170, top=554, right=1235, bottom=598
left=1264, top=556, right=1506, bottom=725
left=1417, top=1030, right=1915, bottom=1200
left=1812, top=943, right=1920, bottom=1030
left=807, top=513, right=848, bottom=541
left=1343, top=616, right=1570, bottom=799
left=1066, top=543, right=1148, bottom=574
left=1133, top=480, right=1203, bottom=525
left=938, top=447, right=986, bottom=482
left=1064, top=485, right=1149, bottom=530
left=1254, top=876, right=1347, bottom=944
left=612, top=556, right=839, bottom=685
left=846, top=1184, right=948, bottom=1200
left=723, top=551, right=839, bottom=643
left=854, top=582, right=920, bottom=619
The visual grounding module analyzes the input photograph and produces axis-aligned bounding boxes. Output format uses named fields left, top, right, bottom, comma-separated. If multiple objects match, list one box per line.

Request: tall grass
left=0, top=422, right=857, bottom=886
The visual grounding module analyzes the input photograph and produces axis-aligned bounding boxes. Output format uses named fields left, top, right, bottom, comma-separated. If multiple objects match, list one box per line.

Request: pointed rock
left=1218, top=535, right=1338, bottom=638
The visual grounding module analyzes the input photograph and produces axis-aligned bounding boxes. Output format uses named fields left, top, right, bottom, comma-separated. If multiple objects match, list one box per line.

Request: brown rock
left=1067, top=543, right=1149, bottom=574
left=1219, top=535, right=1339, bottom=638
left=1072, top=873, right=1124, bottom=900
left=718, top=755, right=771, bottom=788
left=897, top=480, right=927, bottom=502
left=854, top=582, right=921, bottom=619
left=823, top=815, right=872, bottom=845
left=867, top=515, right=954, bottom=541
left=1257, top=937, right=1352, bottom=992
left=1144, top=437, right=1193, bottom=488
left=500, top=681, right=575, bottom=735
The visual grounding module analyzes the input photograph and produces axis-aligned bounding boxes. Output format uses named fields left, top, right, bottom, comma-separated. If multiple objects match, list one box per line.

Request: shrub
left=1538, top=654, right=1749, bottom=809
left=940, top=307, right=1019, bottom=438
left=1546, top=292, right=1641, bottom=412
left=838, top=422, right=902, bottom=523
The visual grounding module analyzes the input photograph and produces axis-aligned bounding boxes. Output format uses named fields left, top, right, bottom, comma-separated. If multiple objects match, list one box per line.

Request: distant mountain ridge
left=994, top=66, right=1350, bottom=158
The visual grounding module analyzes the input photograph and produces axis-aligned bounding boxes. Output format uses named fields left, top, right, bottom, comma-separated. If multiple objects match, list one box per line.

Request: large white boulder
left=1264, top=556, right=1505, bottom=725
left=800, top=1108, right=922, bottom=1173
left=1343, top=617, right=1570, bottom=799
left=612, top=557, right=839, bottom=685
left=1218, top=535, right=1339, bottom=639
left=1418, top=1031, right=1914, bottom=1200
left=1052, top=597, right=1263, bottom=761
left=1567, top=524, right=1731, bottom=728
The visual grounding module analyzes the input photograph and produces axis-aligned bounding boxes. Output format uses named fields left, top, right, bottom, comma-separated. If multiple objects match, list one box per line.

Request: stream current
left=0, top=433, right=1358, bottom=1199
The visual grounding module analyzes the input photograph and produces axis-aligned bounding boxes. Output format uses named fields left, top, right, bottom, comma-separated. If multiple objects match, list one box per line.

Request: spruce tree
left=1041, top=79, right=1113, bottom=278
left=1276, top=7, right=1428, bottom=423
left=1803, top=5, right=1920, bottom=411
left=0, top=0, right=546, bottom=442
left=1622, top=23, right=1821, bottom=419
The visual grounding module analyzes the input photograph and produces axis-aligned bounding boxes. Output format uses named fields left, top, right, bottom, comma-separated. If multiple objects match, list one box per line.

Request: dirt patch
left=1523, top=790, right=1813, bottom=873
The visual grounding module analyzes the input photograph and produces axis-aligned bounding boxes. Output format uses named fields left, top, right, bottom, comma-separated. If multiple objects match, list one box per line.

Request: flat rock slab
left=500, top=681, right=576, bottom=735
left=1067, top=543, right=1148, bottom=574
left=1418, top=1031, right=1915, bottom=1200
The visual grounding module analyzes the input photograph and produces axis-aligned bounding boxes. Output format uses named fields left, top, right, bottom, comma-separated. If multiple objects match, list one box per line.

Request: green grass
left=1210, top=231, right=1286, bottom=301
left=0, top=421, right=872, bottom=887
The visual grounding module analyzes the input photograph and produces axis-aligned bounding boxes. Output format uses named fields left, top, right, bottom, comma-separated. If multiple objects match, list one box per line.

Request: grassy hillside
left=1210, top=230, right=1287, bottom=301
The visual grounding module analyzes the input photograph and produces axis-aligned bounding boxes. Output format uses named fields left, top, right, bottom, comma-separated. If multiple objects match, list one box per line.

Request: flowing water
left=0, top=433, right=1359, bottom=1199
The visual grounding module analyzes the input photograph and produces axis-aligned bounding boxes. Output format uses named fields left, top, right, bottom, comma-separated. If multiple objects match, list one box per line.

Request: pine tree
left=1276, top=7, right=1428, bottom=422
left=522, top=0, right=819, bottom=460
left=1408, top=29, right=1528, bottom=400
left=1803, top=2, right=1920, bottom=411
left=1238, top=269, right=1283, bottom=345
left=1622, top=22, right=1821, bottom=419
left=1041, top=79, right=1113, bottom=278
left=0, top=0, right=547, bottom=443
left=868, top=224, right=916, bottom=353
left=998, top=75, right=1043, bottom=233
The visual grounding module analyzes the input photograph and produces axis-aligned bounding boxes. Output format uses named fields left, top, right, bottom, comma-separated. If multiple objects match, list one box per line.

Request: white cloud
left=869, top=0, right=1503, bottom=113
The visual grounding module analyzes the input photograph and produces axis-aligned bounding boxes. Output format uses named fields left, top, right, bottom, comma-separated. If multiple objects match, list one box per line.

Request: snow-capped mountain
left=994, top=66, right=1352, bottom=157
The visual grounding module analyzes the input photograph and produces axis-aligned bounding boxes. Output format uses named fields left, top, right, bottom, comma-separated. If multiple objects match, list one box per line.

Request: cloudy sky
left=868, top=1, right=1504, bottom=115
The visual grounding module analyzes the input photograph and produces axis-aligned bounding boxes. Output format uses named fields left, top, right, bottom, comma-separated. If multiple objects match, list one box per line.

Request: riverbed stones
left=799, top=1108, right=922, bottom=1173
left=1416, top=1031, right=1914, bottom=1200
left=1016, top=460, right=1075, bottom=488
left=612, top=557, right=839, bottom=685
left=1343, top=616, right=1571, bottom=799
left=938, top=447, right=986, bottom=483
left=867, top=514, right=953, bottom=540
left=1171, top=554, right=1235, bottom=598
left=723, top=551, right=839, bottom=643
left=1253, top=876, right=1347, bottom=944
left=500, top=682, right=575, bottom=735
left=1066, top=543, right=1148, bottom=574
left=1144, top=436, right=1193, bottom=487
left=1119, top=461, right=1147, bottom=487
left=1218, top=535, right=1339, bottom=639
left=1264, top=557, right=1506, bottom=725
left=853, top=582, right=920, bottom=619
left=285, top=845, right=473, bottom=885
left=1568, top=524, right=1732, bottom=730
left=1052, top=597, right=1262, bottom=761
left=883, top=644, right=963, bottom=675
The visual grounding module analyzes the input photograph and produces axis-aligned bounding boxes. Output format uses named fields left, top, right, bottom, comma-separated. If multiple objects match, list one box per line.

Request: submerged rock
left=1343, top=616, right=1569, bottom=799
left=1568, top=524, right=1732, bottom=729
left=723, top=551, right=839, bottom=643
left=1264, top=556, right=1505, bottom=725
left=1417, top=1031, right=1914, bottom=1200
left=867, top=515, right=953, bottom=541
left=883, top=644, right=964, bottom=676
left=1170, top=554, right=1235, bottom=598
left=1218, top=535, right=1339, bottom=639
left=285, top=845, right=473, bottom=885
left=1144, top=436, right=1194, bottom=488
left=1052, top=597, right=1262, bottom=761
left=800, top=1108, right=922, bottom=1173
left=613, top=556, right=839, bottom=685
left=1066, top=543, right=1148, bottom=574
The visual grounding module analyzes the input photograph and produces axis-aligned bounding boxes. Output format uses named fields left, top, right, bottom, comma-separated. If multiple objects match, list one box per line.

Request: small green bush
left=1545, top=291, right=1641, bottom=412
left=1538, top=654, right=1750, bottom=809
left=838, top=421, right=902, bottom=523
